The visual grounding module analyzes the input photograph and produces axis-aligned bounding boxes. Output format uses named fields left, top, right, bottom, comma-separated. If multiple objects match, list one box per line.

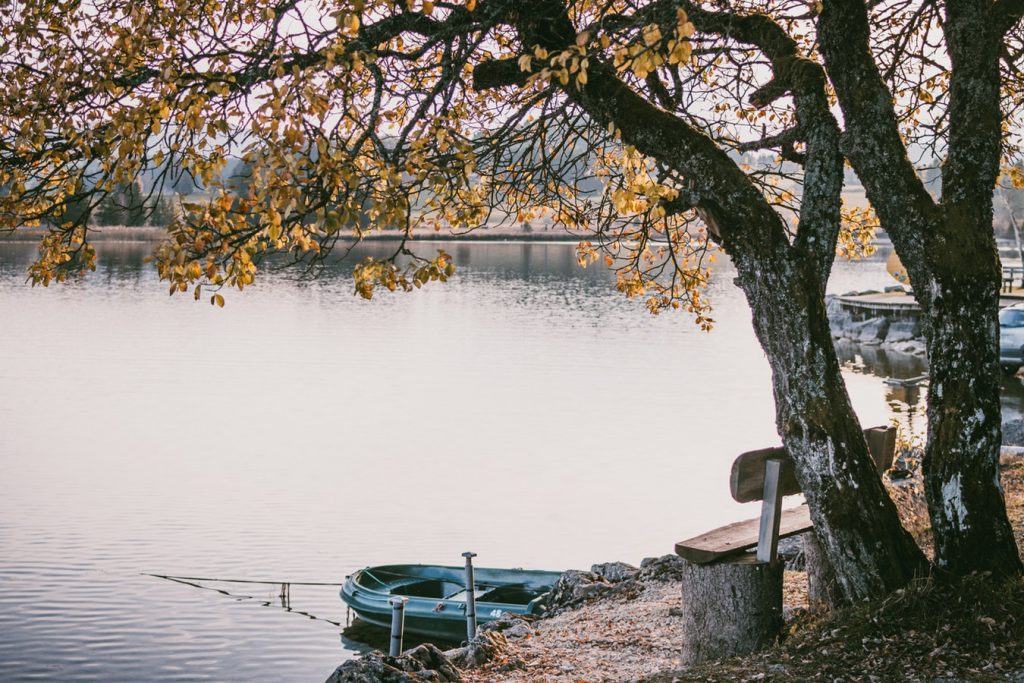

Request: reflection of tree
left=837, top=338, right=1024, bottom=438
left=834, top=340, right=928, bottom=380
left=834, top=339, right=929, bottom=439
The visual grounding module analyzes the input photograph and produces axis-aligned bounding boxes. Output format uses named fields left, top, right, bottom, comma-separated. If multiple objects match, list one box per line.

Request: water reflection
left=0, top=237, right=961, bottom=682
left=835, top=337, right=1024, bottom=437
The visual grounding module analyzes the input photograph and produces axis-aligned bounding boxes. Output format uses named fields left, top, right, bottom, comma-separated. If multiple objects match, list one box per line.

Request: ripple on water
left=0, top=240, right=959, bottom=681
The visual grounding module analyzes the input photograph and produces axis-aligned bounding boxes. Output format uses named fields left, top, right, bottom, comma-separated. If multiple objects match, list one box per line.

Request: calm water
left=0, top=238, right=1015, bottom=681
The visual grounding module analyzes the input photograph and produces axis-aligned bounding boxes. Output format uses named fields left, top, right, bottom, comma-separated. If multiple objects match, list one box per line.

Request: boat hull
left=341, top=564, right=560, bottom=641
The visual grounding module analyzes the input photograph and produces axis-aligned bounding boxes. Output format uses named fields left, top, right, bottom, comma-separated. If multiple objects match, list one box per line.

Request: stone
left=1003, top=418, right=1024, bottom=447
left=478, top=614, right=535, bottom=640
left=892, top=340, right=927, bottom=356
left=638, top=554, right=683, bottom=582
left=825, top=296, right=853, bottom=336
left=850, top=317, right=889, bottom=344
left=890, top=445, right=923, bottom=480
left=884, top=285, right=906, bottom=293
left=884, top=320, right=921, bottom=343
left=541, top=570, right=612, bottom=614
left=444, top=630, right=508, bottom=669
left=776, top=535, right=805, bottom=571
left=590, top=561, right=638, bottom=583
left=324, top=644, right=462, bottom=683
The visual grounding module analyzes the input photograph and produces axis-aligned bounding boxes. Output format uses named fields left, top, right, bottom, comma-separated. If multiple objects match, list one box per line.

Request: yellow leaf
left=643, top=23, right=662, bottom=47
left=211, top=293, right=225, bottom=307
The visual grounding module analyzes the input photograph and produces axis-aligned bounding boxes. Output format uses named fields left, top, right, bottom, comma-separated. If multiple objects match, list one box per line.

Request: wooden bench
left=675, top=425, right=897, bottom=566
left=673, top=425, right=897, bottom=664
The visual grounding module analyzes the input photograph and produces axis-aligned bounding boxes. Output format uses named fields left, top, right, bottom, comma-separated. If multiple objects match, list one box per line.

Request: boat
left=340, top=564, right=561, bottom=641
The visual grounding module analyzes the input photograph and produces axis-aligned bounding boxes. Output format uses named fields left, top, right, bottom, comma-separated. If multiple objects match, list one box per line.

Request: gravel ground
left=465, top=571, right=810, bottom=683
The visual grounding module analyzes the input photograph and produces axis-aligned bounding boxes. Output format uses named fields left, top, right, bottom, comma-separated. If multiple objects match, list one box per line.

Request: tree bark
left=920, top=0, right=1024, bottom=576
left=503, top=0, right=930, bottom=600
left=820, top=0, right=1023, bottom=577
left=679, top=555, right=783, bottom=664
left=923, top=254, right=1023, bottom=575
left=803, top=530, right=844, bottom=609
left=733, top=247, right=929, bottom=600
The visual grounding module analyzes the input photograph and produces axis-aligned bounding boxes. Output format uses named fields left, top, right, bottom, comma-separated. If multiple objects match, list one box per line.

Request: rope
left=144, top=573, right=345, bottom=586
left=145, top=573, right=345, bottom=627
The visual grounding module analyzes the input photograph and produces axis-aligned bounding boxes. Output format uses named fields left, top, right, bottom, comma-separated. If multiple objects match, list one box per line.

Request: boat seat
left=392, top=579, right=465, bottom=599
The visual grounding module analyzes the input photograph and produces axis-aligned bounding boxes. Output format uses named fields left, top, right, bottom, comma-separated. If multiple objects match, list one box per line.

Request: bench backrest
left=729, top=426, right=897, bottom=503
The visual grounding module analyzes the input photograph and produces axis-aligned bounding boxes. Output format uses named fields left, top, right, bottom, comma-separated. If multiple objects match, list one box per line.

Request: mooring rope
left=144, top=573, right=345, bottom=586
left=145, top=573, right=346, bottom=627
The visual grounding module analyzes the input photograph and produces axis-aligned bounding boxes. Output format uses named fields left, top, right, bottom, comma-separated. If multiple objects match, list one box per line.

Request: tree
left=1, top=0, right=1022, bottom=599
left=150, top=193, right=179, bottom=227
left=93, top=180, right=147, bottom=226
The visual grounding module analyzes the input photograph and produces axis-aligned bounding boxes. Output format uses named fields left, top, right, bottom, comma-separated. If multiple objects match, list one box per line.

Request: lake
left=0, top=238, right=1017, bottom=681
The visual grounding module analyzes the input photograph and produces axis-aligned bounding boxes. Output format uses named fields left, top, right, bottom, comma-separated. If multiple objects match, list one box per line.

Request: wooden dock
left=836, top=289, right=1024, bottom=319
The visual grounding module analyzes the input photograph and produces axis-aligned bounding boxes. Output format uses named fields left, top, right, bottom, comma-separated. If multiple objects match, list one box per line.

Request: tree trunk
left=505, top=0, right=931, bottom=601
left=734, top=249, right=929, bottom=601
left=919, top=3, right=1023, bottom=575
left=803, top=531, right=844, bottom=609
left=820, top=0, right=1023, bottom=579
left=679, top=555, right=783, bottom=664
left=922, top=257, right=1023, bottom=575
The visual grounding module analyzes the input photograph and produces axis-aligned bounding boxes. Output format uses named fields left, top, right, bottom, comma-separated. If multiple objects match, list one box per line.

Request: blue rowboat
left=340, top=564, right=560, bottom=641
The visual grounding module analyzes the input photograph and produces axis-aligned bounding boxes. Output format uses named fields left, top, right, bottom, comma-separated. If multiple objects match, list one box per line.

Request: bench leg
left=679, top=554, right=783, bottom=665
left=803, top=531, right=846, bottom=609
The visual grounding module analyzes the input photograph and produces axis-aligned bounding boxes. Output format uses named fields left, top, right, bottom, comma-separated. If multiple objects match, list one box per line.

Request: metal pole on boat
left=388, top=596, right=408, bottom=657
left=462, top=551, right=478, bottom=640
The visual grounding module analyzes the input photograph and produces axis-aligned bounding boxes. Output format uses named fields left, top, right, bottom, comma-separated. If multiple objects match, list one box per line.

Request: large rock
left=851, top=317, right=890, bottom=344
left=825, top=296, right=853, bottom=336
left=444, top=629, right=508, bottom=669
left=440, top=614, right=534, bottom=670
left=324, top=644, right=461, bottom=683
left=590, top=561, right=638, bottom=583
left=885, top=320, right=922, bottom=343
left=542, top=570, right=613, bottom=614
left=889, top=444, right=923, bottom=480
left=479, top=614, right=535, bottom=640
left=777, top=535, right=805, bottom=571
left=638, top=554, right=683, bottom=582
left=891, top=340, right=927, bottom=357
left=1003, top=418, right=1024, bottom=447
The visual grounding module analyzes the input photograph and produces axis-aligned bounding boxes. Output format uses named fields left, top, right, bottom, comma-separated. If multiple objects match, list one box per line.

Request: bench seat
left=674, top=505, right=812, bottom=564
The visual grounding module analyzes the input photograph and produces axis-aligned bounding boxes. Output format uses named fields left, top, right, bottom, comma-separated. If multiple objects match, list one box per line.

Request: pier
left=835, top=285, right=1024, bottom=321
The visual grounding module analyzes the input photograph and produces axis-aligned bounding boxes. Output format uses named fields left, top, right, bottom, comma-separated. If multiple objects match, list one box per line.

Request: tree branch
left=994, top=0, right=1024, bottom=34
left=941, top=0, right=1003, bottom=216
left=472, top=57, right=528, bottom=90
left=819, top=0, right=939, bottom=311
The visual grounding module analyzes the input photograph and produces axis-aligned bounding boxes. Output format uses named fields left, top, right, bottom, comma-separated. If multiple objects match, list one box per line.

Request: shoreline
left=0, top=225, right=588, bottom=245
left=327, top=453, right=1024, bottom=683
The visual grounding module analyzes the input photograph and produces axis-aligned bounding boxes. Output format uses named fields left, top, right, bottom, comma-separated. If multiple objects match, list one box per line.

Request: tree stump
left=803, top=531, right=846, bottom=609
left=679, top=554, right=783, bottom=665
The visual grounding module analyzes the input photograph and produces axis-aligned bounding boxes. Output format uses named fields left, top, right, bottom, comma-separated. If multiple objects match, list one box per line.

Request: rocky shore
left=326, top=453, right=1024, bottom=683
left=325, top=555, right=759, bottom=683
left=826, top=292, right=927, bottom=357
